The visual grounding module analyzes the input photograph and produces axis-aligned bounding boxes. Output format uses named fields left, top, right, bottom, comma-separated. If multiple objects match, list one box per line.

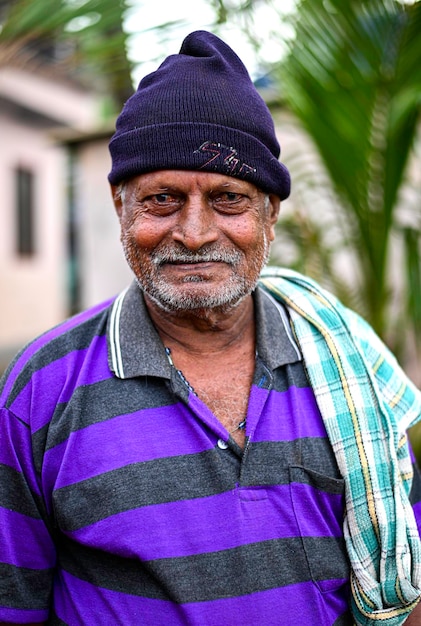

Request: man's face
left=112, top=170, right=280, bottom=314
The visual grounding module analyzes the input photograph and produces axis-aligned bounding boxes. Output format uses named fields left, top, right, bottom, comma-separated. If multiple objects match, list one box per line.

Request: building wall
left=0, top=112, right=68, bottom=369
left=0, top=67, right=101, bottom=131
left=72, top=137, right=133, bottom=310
left=0, top=63, right=108, bottom=372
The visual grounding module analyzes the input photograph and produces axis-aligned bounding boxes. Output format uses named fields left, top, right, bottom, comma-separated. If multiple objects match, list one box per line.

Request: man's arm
left=0, top=408, right=55, bottom=623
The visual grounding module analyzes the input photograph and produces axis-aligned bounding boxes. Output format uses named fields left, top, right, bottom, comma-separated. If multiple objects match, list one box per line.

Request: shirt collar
left=254, top=286, right=302, bottom=368
left=108, top=281, right=301, bottom=380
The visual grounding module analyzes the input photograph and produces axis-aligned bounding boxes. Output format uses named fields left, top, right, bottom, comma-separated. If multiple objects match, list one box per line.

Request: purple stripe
left=0, top=298, right=113, bottom=406
left=9, top=335, right=111, bottom=432
left=290, top=481, right=344, bottom=537
left=44, top=403, right=216, bottom=490
left=413, top=501, right=421, bottom=536
left=54, top=571, right=349, bottom=625
left=251, top=385, right=328, bottom=441
left=179, top=581, right=350, bottom=626
left=67, top=483, right=343, bottom=559
left=0, top=508, right=55, bottom=569
left=0, top=606, right=49, bottom=623
left=0, top=407, right=29, bottom=472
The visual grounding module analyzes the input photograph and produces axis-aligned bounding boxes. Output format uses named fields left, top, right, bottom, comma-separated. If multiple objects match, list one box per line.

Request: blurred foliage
left=279, top=0, right=421, bottom=345
left=0, top=0, right=133, bottom=110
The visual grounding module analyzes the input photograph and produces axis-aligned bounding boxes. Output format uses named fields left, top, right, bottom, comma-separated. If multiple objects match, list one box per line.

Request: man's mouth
left=165, top=259, right=220, bottom=266
left=167, top=259, right=212, bottom=264
left=153, top=250, right=241, bottom=267
left=161, top=260, right=224, bottom=275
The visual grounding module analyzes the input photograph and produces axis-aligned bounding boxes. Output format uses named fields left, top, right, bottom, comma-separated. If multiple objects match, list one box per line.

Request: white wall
left=0, top=67, right=101, bottom=130
left=73, top=138, right=133, bottom=309
left=0, top=113, right=68, bottom=359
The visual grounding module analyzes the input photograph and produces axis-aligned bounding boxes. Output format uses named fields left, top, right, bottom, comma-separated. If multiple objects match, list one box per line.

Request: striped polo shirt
left=1, top=282, right=420, bottom=625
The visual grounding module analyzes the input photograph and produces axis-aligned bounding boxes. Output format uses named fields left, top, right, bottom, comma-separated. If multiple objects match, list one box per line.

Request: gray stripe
left=409, top=459, right=421, bottom=505
left=58, top=534, right=349, bottom=602
left=0, top=562, right=53, bottom=609
left=333, top=611, right=354, bottom=625
left=0, top=463, right=43, bottom=519
left=271, top=360, right=313, bottom=391
left=53, top=449, right=239, bottom=532
left=5, top=314, right=108, bottom=410
left=259, top=288, right=302, bottom=360
left=40, top=376, right=176, bottom=454
left=52, top=438, right=341, bottom=532
left=243, top=438, right=342, bottom=483
left=49, top=614, right=67, bottom=625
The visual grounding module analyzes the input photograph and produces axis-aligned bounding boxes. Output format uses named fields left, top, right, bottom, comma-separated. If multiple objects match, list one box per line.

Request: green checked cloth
left=259, top=267, right=421, bottom=626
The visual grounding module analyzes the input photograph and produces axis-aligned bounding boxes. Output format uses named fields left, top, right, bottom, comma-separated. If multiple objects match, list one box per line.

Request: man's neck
left=143, top=293, right=255, bottom=356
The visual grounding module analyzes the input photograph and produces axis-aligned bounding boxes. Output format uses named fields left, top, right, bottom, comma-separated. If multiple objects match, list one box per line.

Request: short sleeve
left=0, top=406, right=55, bottom=623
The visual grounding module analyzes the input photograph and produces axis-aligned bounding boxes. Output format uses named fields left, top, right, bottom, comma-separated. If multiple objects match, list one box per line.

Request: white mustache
left=152, top=249, right=242, bottom=266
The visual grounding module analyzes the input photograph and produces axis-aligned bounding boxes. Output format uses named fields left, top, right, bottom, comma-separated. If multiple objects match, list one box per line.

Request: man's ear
left=267, top=195, right=281, bottom=243
left=110, top=184, right=123, bottom=218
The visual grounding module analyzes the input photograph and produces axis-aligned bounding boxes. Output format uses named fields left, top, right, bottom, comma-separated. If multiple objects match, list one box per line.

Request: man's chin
left=141, top=282, right=251, bottom=315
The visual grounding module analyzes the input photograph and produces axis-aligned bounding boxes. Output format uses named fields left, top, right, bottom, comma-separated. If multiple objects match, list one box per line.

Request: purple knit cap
left=108, top=30, right=290, bottom=200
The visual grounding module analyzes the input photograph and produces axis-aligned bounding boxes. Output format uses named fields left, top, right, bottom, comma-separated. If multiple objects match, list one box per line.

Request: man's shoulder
left=0, top=296, right=116, bottom=408
left=259, top=266, right=340, bottom=306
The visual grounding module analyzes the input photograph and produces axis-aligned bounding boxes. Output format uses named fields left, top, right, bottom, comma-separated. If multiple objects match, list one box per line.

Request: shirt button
left=217, top=439, right=229, bottom=450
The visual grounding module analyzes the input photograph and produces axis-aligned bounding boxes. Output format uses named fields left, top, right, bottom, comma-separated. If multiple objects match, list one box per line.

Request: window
left=15, top=167, right=35, bottom=256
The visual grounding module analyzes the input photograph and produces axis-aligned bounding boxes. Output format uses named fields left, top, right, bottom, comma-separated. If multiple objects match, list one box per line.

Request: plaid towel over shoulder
left=259, top=267, right=421, bottom=626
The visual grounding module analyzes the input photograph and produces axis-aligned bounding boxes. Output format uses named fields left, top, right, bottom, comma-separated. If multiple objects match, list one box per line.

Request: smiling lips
left=162, top=260, right=229, bottom=278
left=166, top=260, right=222, bottom=268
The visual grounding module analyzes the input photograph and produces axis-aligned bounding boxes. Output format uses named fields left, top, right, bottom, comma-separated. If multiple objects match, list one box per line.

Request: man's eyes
left=139, top=191, right=249, bottom=214
left=148, top=192, right=244, bottom=203
left=153, top=194, right=179, bottom=204
left=212, top=192, right=248, bottom=212
left=216, top=192, right=241, bottom=202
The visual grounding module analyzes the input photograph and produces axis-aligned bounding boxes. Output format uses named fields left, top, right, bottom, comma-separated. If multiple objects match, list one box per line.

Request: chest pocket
left=289, top=465, right=350, bottom=594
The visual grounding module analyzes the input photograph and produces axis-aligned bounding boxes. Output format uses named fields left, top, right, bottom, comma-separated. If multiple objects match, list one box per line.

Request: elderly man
left=1, top=31, right=421, bottom=626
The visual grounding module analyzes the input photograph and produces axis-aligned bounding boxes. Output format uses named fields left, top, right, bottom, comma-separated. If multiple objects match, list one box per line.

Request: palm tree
left=275, top=0, right=421, bottom=356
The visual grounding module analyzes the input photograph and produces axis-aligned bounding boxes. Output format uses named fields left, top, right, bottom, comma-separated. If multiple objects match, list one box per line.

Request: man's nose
left=171, top=198, right=219, bottom=250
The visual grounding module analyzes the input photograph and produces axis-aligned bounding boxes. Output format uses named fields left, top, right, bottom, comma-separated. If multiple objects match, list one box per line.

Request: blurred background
left=0, top=0, right=420, bottom=441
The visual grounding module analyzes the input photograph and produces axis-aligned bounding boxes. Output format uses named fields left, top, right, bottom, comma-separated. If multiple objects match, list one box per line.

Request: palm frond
left=0, top=0, right=133, bottom=108
left=275, top=0, right=421, bottom=347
